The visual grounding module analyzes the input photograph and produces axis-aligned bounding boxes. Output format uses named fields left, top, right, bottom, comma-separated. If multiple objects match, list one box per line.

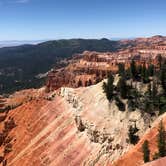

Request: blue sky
left=0, top=0, right=166, bottom=40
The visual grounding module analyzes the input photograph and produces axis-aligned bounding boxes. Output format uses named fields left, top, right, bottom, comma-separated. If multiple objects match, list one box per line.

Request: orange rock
left=110, top=114, right=166, bottom=166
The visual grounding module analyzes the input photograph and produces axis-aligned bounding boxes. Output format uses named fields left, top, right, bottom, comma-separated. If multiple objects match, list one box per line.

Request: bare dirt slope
left=112, top=113, right=166, bottom=166
left=0, top=81, right=165, bottom=166
left=143, top=157, right=166, bottom=166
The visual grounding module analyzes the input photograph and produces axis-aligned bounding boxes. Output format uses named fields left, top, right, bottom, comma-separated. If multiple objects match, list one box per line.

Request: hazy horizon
left=0, top=34, right=164, bottom=48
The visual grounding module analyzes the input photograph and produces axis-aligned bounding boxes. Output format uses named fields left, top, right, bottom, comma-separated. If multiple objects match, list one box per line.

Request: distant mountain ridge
left=0, top=35, right=166, bottom=94
left=0, top=38, right=119, bottom=94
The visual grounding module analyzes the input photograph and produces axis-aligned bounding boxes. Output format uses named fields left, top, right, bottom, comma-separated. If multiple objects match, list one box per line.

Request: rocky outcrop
left=46, top=42, right=166, bottom=91
left=59, top=81, right=156, bottom=163
left=0, top=79, right=164, bottom=165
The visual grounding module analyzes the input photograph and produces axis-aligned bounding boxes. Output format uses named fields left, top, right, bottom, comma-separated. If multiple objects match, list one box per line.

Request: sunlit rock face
left=0, top=80, right=165, bottom=166
left=46, top=36, right=166, bottom=92
left=0, top=36, right=166, bottom=166
left=46, top=50, right=162, bottom=91
left=111, top=113, right=166, bottom=166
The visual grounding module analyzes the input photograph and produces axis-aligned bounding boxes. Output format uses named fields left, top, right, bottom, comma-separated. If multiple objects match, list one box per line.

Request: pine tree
left=147, top=83, right=152, bottom=98
left=157, top=120, right=166, bottom=157
left=142, top=140, right=150, bottom=163
left=144, top=68, right=150, bottom=83
left=103, top=73, right=114, bottom=101
left=152, top=81, right=158, bottom=107
left=118, top=63, right=125, bottom=76
left=157, top=54, right=162, bottom=69
left=126, top=68, right=132, bottom=79
left=141, top=63, right=149, bottom=83
left=137, top=65, right=142, bottom=75
left=148, top=64, right=154, bottom=76
left=118, top=76, right=127, bottom=99
left=160, top=61, right=166, bottom=93
left=130, top=60, right=137, bottom=79
left=144, top=83, right=152, bottom=113
left=141, top=63, right=146, bottom=81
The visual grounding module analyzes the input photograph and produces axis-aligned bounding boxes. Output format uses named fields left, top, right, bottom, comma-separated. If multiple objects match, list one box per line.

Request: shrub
left=128, top=125, right=139, bottom=144
left=115, top=97, right=125, bottom=111
left=152, top=152, right=159, bottom=160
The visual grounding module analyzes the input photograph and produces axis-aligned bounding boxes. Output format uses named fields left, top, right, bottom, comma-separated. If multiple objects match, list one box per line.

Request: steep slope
left=143, top=157, right=166, bottom=166
left=0, top=79, right=161, bottom=166
left=47, top=43, right=166, bottom=91
left=112, top=113, right=166, bottom=166
left=0, top=90, right=103, bottom=166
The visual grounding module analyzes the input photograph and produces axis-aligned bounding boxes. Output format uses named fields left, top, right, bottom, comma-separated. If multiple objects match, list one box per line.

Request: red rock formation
left=110, top=114, right=166, bottom=166
left=46, top=46, right=166, bottom=92
left=0, top=90, right=110, bottom=166
left=1, top=36, right=166, bottom=166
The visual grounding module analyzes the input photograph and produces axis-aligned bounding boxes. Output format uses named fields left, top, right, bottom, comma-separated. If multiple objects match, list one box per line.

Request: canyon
left=0, top=36, right=166, bottom=166
left=46, top=36, right=166, bottom=91
left=0, top=81, right=165, bottom=166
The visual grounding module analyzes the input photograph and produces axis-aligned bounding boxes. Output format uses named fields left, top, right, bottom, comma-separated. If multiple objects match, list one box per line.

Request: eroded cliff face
left=1, top=36, right=166, bottom=166
left=46, top=40, right=166, bottom=91
left=59, top=80, right=157, bottom=164
left=0, top=79, right=162, bottom=166
left=113, top=113, right=166, bottom=166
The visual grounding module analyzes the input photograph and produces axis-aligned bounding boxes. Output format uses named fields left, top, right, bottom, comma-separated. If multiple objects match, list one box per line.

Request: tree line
left=103, top=55, right=166, bottom=114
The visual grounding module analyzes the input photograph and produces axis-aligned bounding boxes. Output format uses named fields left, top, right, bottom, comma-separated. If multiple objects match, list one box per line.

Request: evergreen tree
left=158, top=96, right=166, bottom=115
left=103, top=73, right=114, bottom=101
left=137, top=65, right=142, bottom=75
left=142, top=140, right=150, bottom=163
left=118, top=76, right=128, bottom=99
left=130, top=60, right=137, bottom=79
left=144, top=83, right=154, bottom=113
left=141, top=63, right=146, bottom=81
left=148, top=64, right=154, bottom=76
left=147, top=83, right=152, bottom=98
left=115, top=96, right=125, bottom=111
left=144, top=68, right=150, bottom=83
left=152, top=81, right=158, bottom=105
left=118, top=63, right=125, bottom=76
left=157, top=54, right=162, bottom=69
left=141, top=63, right=149, bottom=83
left=160, top=61, right=166, bottom=94
left=157, top=120, right=166, bottom=157
left=126, top=68, right=132, bottom=79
